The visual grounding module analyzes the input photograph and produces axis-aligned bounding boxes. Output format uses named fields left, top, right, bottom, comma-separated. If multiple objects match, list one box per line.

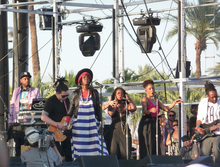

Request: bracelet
left=57, top=123, right=59, bottom=129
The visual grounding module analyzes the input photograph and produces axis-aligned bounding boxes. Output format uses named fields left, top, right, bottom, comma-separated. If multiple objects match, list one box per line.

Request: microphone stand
left=155, top=95, right=159, bottom=155
left=97, top=86, right=104, bottom=155
left=125, top=100, right=129, bottom=160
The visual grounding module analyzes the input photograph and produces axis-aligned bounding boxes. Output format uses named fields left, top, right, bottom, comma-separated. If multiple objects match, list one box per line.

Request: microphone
left=154, top=93, right=160, bottom=98
left=95, top=82, right=108, bottom=89
left=122, top=97, right=128, bottom=101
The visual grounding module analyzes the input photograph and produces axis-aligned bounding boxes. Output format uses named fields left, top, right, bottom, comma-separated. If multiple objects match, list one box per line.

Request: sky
left=7, top=0, right=220, bottom=85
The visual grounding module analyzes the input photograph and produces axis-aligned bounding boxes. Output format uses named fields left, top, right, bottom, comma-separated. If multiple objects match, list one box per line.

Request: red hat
left=75, top=68, right=93, bottom=85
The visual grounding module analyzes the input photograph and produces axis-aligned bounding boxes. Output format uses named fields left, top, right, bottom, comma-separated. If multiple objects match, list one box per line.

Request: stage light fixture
left=133, top=16, right=160, bottom=53
left=77, top=21, right=103, bottom=57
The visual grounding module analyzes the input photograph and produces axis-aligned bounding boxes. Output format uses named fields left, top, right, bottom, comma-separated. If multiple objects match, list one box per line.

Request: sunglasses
left=173, top=124, right=178, bottom=127
left=169, top=115, right=175, bottom=117
left=61, top=94, right=69, bottom=98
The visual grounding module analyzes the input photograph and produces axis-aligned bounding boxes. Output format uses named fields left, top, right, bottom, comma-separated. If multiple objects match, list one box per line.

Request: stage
left=8, top=155, right=220, bottom=167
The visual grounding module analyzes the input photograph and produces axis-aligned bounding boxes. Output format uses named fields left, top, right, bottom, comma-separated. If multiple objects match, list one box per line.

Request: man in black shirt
left=41, top=77, right=72, bottom=161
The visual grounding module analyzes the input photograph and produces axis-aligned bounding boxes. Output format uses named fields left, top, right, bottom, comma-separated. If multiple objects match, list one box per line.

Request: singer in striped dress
left=66, top=68, right=108, bottom=161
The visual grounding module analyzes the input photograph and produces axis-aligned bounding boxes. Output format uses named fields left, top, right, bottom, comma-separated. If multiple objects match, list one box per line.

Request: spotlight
left=133, top=16, right=160, bottom=53
left=77, top=21, right=103, bottom=57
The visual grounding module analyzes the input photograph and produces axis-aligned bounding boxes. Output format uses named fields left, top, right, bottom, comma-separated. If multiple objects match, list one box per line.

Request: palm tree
left=166, top=0, right=220, bottom=77
left=29, top=0, right=40, bottom=82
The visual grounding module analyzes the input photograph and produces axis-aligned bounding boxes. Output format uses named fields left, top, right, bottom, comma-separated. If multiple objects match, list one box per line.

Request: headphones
left=24, top=131, right=39, bottom=146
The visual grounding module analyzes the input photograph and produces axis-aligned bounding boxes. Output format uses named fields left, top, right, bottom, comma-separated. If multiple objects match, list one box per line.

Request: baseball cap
left=20, top=72, right=32, bottom=79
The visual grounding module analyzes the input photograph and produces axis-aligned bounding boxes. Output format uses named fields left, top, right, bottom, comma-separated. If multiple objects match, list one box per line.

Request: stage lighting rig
left=77, top=20, right=103, bottom=57
left=133, top=15, right=161, bottom=53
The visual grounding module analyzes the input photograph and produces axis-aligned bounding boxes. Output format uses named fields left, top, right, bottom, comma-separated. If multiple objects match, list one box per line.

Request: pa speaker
left=188, top=156, right=213, bottom=164
left=75, top=155, right=119, bottom=167
left=136, top=155, right=184, bottom=167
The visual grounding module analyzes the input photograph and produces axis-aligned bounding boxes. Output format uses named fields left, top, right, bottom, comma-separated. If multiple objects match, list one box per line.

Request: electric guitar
left=48, top=116, right=72, bottom=142
left=194, top=119, right=220, bottom=142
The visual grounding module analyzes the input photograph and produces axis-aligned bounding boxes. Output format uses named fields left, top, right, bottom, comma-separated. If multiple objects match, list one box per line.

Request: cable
left=0, top=38, right=52, bottom=79
left=120, top=0, right=165, bottom=80
left=160, top=0, right=174, bottom=44
left=90, top=31, right=113, bottom=69
left=143, top=0, right=176, bottom=79
left=41, top=48, right=53, bottom=82
left=0, top=35, right=28, bottom=62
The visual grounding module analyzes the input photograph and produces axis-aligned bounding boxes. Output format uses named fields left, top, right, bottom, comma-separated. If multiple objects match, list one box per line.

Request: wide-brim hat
left=25, top=127, right=39, bottom=144
left=75, top=68, right=93, bottom=85
left=20, top=72, right=32, bottom=79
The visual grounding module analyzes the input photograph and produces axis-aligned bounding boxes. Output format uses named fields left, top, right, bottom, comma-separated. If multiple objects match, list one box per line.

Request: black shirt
left=44, top=94, right=70, bottom=122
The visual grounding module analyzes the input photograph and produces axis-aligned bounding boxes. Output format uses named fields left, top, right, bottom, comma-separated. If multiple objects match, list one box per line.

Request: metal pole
left=18, top=0, right=29, bottom=74
left=13, top=0, right=19, bottom=90
left=53, top=0, right=59, bottom=80
left=178, top=0, right=187, bottom=149
left=100, top=87, right=104, bottom=155
left=0, top=0, right=9, bottom=140
left=119, top=0, right=124, bottom=83
left=125, top=100, right=128, bottom=159
left=156, top=98, right=158, bottom=155
left=113, top=0, right=119, bottom=86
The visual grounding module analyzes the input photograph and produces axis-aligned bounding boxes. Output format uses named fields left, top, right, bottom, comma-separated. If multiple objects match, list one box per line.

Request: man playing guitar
left=41, top=77, right=72, bottom=162
left=196, top=81, right=220, bottom=163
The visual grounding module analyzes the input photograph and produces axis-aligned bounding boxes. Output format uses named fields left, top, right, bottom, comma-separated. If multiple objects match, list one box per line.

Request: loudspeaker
left=75, top=155, right=119, bottom=167
left=136, top=155, right=184, bottom=167
left=175, top=60, right=191, bottom=78
left=188, top=156, right=213, bottom=164
left=119, top=159, right=141, bottom=167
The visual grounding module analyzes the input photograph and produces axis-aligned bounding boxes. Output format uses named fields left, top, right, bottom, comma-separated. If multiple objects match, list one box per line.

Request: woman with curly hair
left=108, top=87, right=137, bottom=159
left=66, top=68, right=109, bottom=160
left=138, top=79, right=182, bottom=159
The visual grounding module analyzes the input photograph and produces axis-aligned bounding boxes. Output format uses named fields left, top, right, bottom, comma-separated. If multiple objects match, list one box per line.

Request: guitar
left=48, top=116, right=72, bottom=142
left=194, top=119, right=220, bottom=142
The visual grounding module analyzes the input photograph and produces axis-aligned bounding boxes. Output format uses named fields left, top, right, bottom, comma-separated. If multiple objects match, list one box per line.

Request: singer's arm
left=126, top=94, right=137, bottom=112
left=158, top=98, right=182, bottom=112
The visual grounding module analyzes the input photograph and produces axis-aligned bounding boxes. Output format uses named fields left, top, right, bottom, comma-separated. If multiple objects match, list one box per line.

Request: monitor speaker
left=75, top=155, right=119, bottom=167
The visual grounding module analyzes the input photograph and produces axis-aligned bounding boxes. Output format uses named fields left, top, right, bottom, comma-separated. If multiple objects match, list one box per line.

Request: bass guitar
left=194, top=119, right=220, bottom=142
left=48, top=116, right=72, bottom=142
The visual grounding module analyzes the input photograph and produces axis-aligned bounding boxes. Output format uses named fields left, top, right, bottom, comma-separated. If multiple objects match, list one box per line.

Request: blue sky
left=7, top=0, right=220, bottom=85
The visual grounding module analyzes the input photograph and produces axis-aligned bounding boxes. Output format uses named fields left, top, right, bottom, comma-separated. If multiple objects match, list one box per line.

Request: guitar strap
left=64, top=100, right=68, bottom=112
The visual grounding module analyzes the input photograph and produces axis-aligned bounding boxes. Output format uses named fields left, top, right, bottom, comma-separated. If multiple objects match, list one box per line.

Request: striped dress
left=71, top=95, right=109, bottom=160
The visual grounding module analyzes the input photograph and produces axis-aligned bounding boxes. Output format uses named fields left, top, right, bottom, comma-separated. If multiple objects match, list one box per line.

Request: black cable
left=120, top=0, right=165, bottom=80
left=143, top=0, right=176, bottom=79
left=0, top=38, right=52, bottom=79
left=41, top=48, right=53, bottom=82
left=90, top=31, right=113, bottom=69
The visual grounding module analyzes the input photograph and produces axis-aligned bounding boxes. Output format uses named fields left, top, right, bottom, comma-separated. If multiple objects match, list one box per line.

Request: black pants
left=109, top=121, right=131, bottom=159
left=55, top=132, right=72, bottom=162
left=14, top=137, right=24, bottom=157
left=138, top=116, right=161, bottom=159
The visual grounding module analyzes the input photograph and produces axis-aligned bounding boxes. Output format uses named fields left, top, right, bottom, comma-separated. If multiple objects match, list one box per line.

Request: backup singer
left=66, top=68, right=109, bottom=160
left=196, top=81, right=220, bottom=163
left=9, top=72, right=40, bottom=157
left=138, top=79, right=182, bottom=159
left=108, top=87, right=136, bottom=159
left=41, top=77, right=72, bottom=162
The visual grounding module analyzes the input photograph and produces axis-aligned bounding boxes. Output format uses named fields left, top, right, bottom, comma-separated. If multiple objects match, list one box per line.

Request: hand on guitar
left=197, top=127, right=205, bottom=135
left=57, top=123, right=66, bottom=131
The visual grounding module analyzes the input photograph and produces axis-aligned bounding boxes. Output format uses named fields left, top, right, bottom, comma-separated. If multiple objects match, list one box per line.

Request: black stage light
left=77, top=22, right=103, bottom=57
left=133, top=16, right=160, bottom=53
left=79, top=33, right=100, bottom=57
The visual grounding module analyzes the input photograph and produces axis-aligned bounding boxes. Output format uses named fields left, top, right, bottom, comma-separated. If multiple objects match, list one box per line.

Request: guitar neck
left=210, top=124, right=220, bottom=131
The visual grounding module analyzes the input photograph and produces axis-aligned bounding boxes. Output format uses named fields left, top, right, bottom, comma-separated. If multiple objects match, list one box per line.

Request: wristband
left=195, top=125, right=200, bottom=130
left=57, top=123, right=59, bottom=128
